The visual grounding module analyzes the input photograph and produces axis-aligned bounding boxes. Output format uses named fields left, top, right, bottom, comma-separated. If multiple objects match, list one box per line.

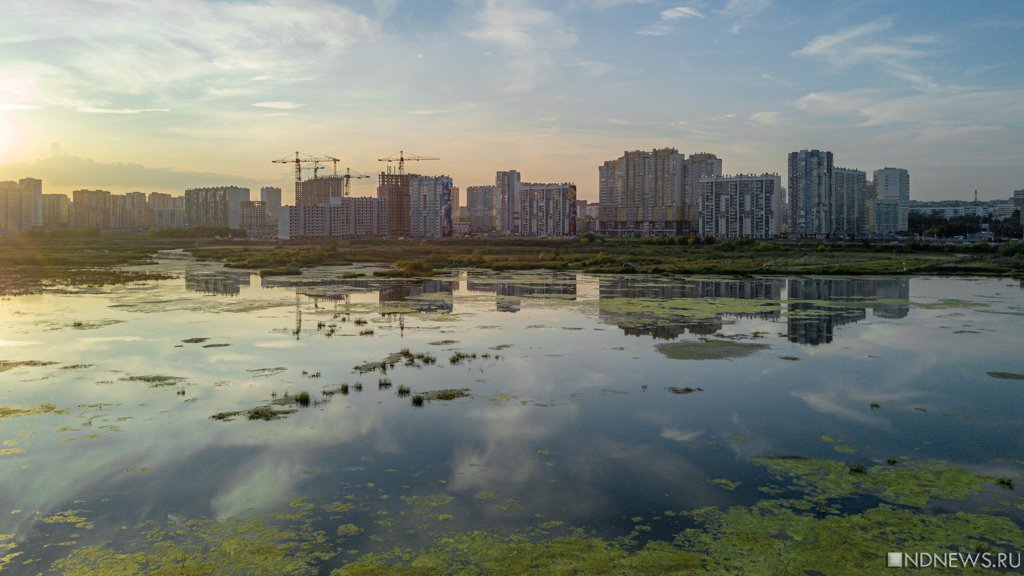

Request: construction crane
left=272, top=151, right=341, bottom=182
left=340, top=167, right=371, bottom=196
left=377, top=150, right=438, bottom=175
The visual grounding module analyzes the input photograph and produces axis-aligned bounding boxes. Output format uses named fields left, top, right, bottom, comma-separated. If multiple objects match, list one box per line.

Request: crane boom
left=341, top=168, right=371, bottom=196
left=377, top=150, right=439, bottom=175
left=272, top=151, right=341, bottom=182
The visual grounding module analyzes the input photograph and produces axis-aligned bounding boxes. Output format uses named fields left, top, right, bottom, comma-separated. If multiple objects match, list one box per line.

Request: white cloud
left=793, top=17, right=936, bottom=73
left=252, top=101, right=305, bottom=110
left=661, top=6, right=704, bottom=20
left=637, top=3, right=703, bottom=35
left=0, top=104, right=40, bottom=111
left=746, top=111, right=783, bottom=126
left=719, top=0, right=771, bottom=33
left=465, top=0, right=578, bottom=91
left=406, top=109, right=450, bottom=116
left=77, top=107, right=171, bottom=114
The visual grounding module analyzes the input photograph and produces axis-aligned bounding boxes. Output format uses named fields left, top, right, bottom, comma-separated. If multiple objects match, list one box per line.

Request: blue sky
left=0, top=0, right=1022, bottom=203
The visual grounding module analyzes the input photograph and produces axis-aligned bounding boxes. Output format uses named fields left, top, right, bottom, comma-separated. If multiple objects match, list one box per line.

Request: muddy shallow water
left=2, top=255, right=1023, bottom=573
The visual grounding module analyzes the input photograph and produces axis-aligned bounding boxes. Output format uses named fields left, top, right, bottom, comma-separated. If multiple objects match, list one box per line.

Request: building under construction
left=296, top=176, right=345, bottom=206
left=377, top=173, right=412, bottom=237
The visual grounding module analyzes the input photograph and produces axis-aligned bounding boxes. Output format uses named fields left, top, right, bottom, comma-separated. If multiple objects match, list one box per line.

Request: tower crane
left=272, top=151, right=341, bottom=182
left=340, top=168, right=372, bottom=196
left=377, top=150, right=439, bottom=175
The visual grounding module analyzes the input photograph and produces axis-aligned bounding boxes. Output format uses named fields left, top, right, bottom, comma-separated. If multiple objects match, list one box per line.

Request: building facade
left=409, top=176, right=454, bottom=238
left=42, top=194, right=71, bottom=227
left=0, top=178, right=43, bottom=233
left=261, top=186, right=282, bottom=226
left=184, top=186, right=250, bottom=229
left=517, top=183, right=577, bottom=237
left=72, top=189, right=112, bottom=229
left=278, top=196, right=388, bottom=240
left=598, top=148, right=697, bottom=237
left=788, top=149, right=833, bottom=238
left=699, top=174, right=782, bottom=240
left=296, top=177, right=343, bottom=206
left=495, top=170, right=521, bottom=234
left=377, top=173, right=412, bottom=237
left=874, top=167, right=910, bottom=232
left=467, top=185, right=496, bottom=232
left=833, top=167, right=867, bottom=238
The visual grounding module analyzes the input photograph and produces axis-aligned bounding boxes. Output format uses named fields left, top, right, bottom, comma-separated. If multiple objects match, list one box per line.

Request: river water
left=1, top=253, right=1022, bottom=573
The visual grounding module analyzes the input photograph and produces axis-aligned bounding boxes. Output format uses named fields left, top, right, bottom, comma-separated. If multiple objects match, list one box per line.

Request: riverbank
left=1, top=231, right=1022, bottom=294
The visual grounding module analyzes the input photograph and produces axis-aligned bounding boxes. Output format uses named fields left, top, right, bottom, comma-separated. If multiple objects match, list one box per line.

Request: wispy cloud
left=793, top=17, right=943, bottom=93
left=465, top=0, right=577, bottom=91
left=637, top=4, right=704, bottom=36
left=719, top=0, right=771, bottom=33
left=406, top=109, right=449, bottom=116
left=252, top=101, right=304, bottom=110
left=0, top=104, right=40, bottom=111
left=746, top=110, right=783, bottom=126
left=77, top=107, right=170, bottom=114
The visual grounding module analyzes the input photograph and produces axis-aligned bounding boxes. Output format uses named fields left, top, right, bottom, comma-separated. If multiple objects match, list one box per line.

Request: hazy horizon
left=1, top=0, right=1022, bottom=204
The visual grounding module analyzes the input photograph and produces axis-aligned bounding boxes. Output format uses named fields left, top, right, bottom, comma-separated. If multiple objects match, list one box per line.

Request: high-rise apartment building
left=148, top=192, right=184, bottom=229
left=699, top=174, right=782, bottom=240
left=598, top=148, right=692, bottom=236
left=124, top=191, right=149, bottom=229
left=278, top=196, right=387, bottom=240
left=0, top=179, right=43, bottom=233
left=495, top=170, right=521, bottom=234
left=240, top=200, right=267, bottom=235
left=685, top=153, right=723, bottom=230
left=467, top=185, right=496, bottom=232
left=833, top=168, right=867, bottom=238
left=184, top=186, right=250, bottom=229
left=261, top=186, right=282, bottom=226
left=410, top=176, right=454, bottom=238
left=517, top=183, right=577, bottom=237
left=873, top=168, right=910, bottom=232
left=42, top=194, right=71, bottom=227
left=788, top=149, right=833, bottom=238
left=296, top=177, right=343, bottom=206
left=377, top=173, right=412, bottom=237
left=72, top=189, right=112, bottom=229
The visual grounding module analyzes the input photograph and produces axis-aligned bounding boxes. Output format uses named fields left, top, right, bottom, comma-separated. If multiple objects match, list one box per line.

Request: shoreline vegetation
left=0, top=229, right=1022, bottom=293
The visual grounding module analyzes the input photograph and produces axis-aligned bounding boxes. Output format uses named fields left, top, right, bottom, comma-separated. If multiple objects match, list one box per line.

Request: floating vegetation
left=247, top=406, right=298, bottom=421
left=396, top=385, right=411, bottom=397
left=248, top=367, right=288, bottom=377
left=70, top=319, right=124, bottom=330
left=449, top=351, right=477, bottom=365
left=0, top=403, right=67, bottom=419
left=359, top=329, right=375, bottom=336
left=61, top=364, right=94, bottom=370
left=181, top=337, right=209, bottom=344
left=355, top=350, right=437, bottom=374
left=378, top=378, right=392, bottom=390
left=420, top=389, right=471, bottom=402
left=0, top=360, right=58, bottom=373
left=52, top=515, right=331, bottom=575
left=987, top=371, right=1024, bottom=381
left=779, top=355, right=800, bottom=361
left=754, top=456, right=1001, bottom=507
left=210, top=411, right=243, bottom=421
left=667, top=387, right=703, bottom=395
left=656, top=340, right=769, bottom=361
left=411, top=395, right=424, bottom=407
left=354, top=383, right=363, bottom=392
left=202, top=343, right=231, bottom=348
left=709, top=478, right=741, bottom=491
left=429, top=340, right=458, bottom=346
left=121, top=374, right=187, bottom=387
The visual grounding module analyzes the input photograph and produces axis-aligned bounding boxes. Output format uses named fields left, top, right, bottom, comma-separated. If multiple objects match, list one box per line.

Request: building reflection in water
left=598, top=277, right=783, bottom=340
left=184, top=265, right=251, bottom=296
left=467, top=273, right=578, bottom=313
left=786, top=278, right=910, bottom=345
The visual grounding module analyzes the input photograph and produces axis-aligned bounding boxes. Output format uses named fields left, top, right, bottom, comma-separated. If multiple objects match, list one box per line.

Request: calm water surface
left=1, top=252, right=1023, bottom=572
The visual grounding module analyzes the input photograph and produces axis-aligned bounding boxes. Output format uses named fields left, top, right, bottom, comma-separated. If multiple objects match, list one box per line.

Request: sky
left=0, top=0, right=1022, bottom=204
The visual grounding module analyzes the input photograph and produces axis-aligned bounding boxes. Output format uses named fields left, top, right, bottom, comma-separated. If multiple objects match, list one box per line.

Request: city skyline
left=1, top=1, right=1022, bottom=202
